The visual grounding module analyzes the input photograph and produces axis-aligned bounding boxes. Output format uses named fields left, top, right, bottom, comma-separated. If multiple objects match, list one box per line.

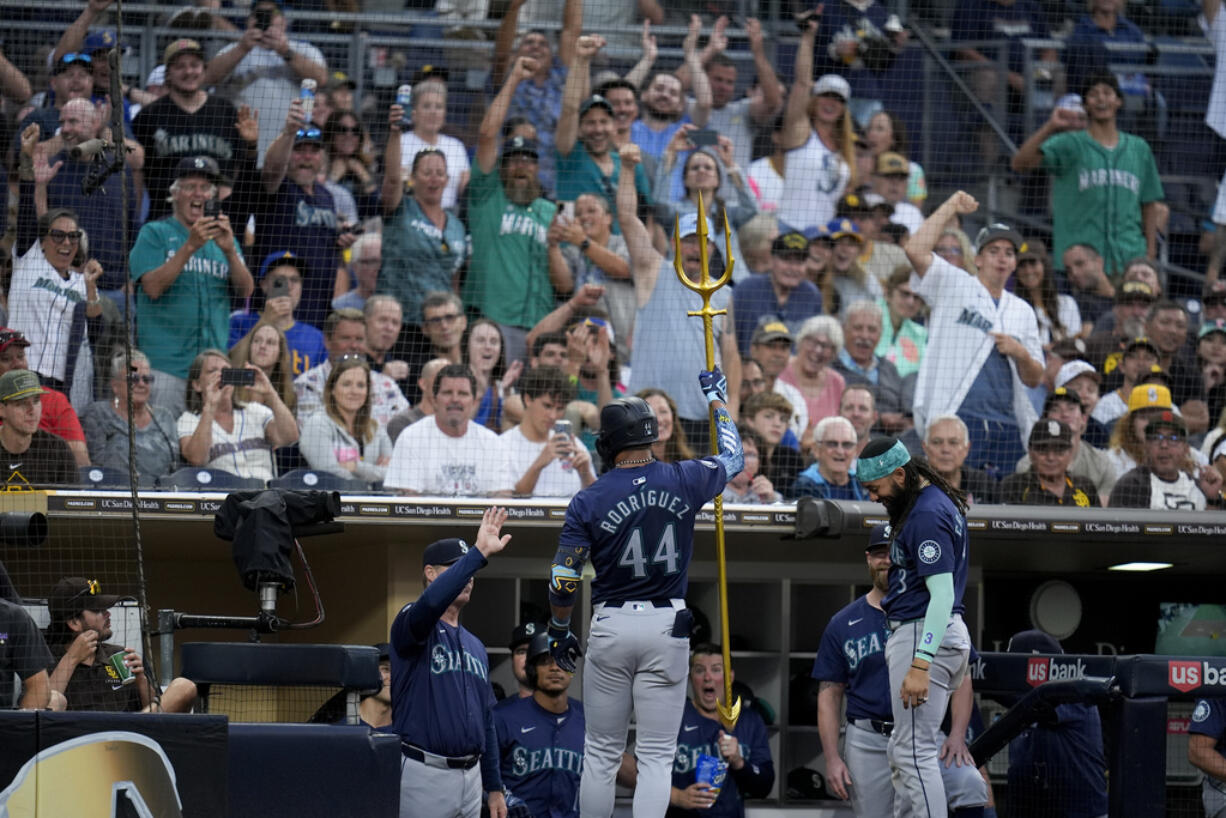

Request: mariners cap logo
left=458, top=540, right=469, bottom=554
left=524, top=623, right=535, bottom=635
left=1047, top=420, right=1060, bottom=437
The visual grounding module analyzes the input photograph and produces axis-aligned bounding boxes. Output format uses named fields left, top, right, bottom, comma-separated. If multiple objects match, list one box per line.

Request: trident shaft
left=672, top=194, right=740, bottom=730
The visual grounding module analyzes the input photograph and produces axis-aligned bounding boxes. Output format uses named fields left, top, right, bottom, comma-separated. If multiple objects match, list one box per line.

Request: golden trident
left=673, top=193, right=740, bottom=730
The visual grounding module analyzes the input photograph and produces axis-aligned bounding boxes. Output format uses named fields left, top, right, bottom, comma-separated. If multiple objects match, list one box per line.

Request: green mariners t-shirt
left=463, top=163, right=557, bottom=329
left=129, top=217, right=243, bottom=378
left=1041, top=129, right=1163, bottom=276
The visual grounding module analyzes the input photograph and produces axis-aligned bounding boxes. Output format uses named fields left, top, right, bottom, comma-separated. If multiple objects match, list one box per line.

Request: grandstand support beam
left=910, top=23, right=1017, bottom=155
left=1104, top=696, right=1167, bottom=817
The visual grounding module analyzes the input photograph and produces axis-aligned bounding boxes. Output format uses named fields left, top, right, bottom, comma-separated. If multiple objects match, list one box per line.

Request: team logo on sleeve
left=1193, top=701, right=1211, bottom=723
left=918, top=540, right=941, bottom=564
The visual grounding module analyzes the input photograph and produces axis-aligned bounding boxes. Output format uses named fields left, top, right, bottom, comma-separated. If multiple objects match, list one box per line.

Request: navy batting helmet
left=595, top=396, right=658, bottom=467
left=524, top=630, right=554, bottom=689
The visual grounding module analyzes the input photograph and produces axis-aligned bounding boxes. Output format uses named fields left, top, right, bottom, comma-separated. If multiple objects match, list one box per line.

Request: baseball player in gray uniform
left=546, top=373, right=743, bottom=818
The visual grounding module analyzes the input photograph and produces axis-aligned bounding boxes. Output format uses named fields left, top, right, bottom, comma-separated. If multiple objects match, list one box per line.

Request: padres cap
left=422, top=537, right=471, bottom=567
left=1123, top=336, right=1160, bottom=358
left=1017, top=237, right=1047, bottom=263
left=0, top=370, right=46, bottom=403
left=175, top=155, right=221, bottom=181
left=752, top=320, right=793, bottom=346
left=325, top=71, right=356, bottom=91
left=84, top=30, right=122, bottom=53
left=1127, top=383, right=1173, bottom=413
left=49, top=577, right=123, bottom=622
left=1116, top=280, right=1155, bottom=303
left=874, top=151, right=908, bottom=176
left=1144, top=410, right=1186, bottom=436
left=1140, top=364, right=1172, bottom=387
left=812, top=73, right=851, bottom=101
left=1028, top=418, right=1073, bottom=449
left=1042, top=387, right=1082, bottom=414
left=771, top=231, right=810, bottom=257
left=509, top=621, right=543, bottom=650
left=1054, top=360, right=1100, bottom=390
left=163, top=38, right=205, bottom=66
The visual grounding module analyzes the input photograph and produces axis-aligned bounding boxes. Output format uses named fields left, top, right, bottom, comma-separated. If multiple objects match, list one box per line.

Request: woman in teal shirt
left=379, top=106, right=468, bottom=326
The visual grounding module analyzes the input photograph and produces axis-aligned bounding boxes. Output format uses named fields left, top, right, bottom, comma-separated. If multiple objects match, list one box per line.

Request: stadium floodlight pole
left=672, top=194, right=740, bottom=730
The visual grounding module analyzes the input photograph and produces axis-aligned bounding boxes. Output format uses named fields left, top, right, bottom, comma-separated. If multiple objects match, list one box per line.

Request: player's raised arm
left=700, top=366, right=744, bottom=479
left=905, top=191, right=979, bottom=277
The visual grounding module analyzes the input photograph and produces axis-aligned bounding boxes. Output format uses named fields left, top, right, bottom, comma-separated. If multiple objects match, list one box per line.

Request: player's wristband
left=914, top=649, right=936, bottom=661
left=549, top=615, right=571, bottom=633
left=911, top=663, right=929, bottom=671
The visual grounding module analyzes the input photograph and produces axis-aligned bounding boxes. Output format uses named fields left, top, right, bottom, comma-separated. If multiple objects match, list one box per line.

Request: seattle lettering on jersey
left=150, top=129, right=235, bottom=161
left=31, top=276, right=84, bottom=303
left=843, top=631, right=885, bottom=671
left=430, top=643, right=490, bottom=680
left=598, top=489, right=693, bottom=534
left=499, top=210, right=548, bottom=244
left=674, top=741, right=755, bottom=773
left=510, top=745, right=584, bottom=777
left=955, top=307, right=994, bottom=333
left=295, top=200, right=339, bottom=230
left=1078, top=167, right=1140, bottom=195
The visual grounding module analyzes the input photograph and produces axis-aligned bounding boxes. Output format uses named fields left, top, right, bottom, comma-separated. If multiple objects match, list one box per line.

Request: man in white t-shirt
left=385, top=364, right=512, bottom=497
left=202, top=0, right=328, bottom=162
left=904, top=191, right=1045, bottom=475
left=501, top=366, right=594, bottom=497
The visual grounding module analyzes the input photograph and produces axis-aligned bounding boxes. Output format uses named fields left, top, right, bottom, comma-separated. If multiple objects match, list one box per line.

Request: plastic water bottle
left=299, top=78, right=317, bottom=124
left=396, top=84, right=413, bottom=131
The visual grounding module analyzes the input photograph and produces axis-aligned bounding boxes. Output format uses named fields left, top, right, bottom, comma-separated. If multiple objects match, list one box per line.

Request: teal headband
left=857, top=440, right=911, bottom=482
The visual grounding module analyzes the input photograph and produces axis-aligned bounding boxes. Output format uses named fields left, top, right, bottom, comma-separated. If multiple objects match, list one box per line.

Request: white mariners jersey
left=776, top=131, right=850, bottom=233
left=910, top=255, right=1043, bottom=434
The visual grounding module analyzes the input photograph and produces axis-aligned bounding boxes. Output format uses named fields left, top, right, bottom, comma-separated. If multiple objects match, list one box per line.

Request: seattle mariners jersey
left=494, top=696, right=585, bottom=818
left=812, top=596, right=893, bottom=722
left=776, top=131, right=851, bottom=233
left=390, top=547, right=496, bottom=757
left=1192, top=698, right=1226, bottom=755
left=910, top=254, right=1043, bottom=437
left=881, top=485, right=970, bottom=623
left=669, top=699, right=775, bottom=818
left=558, top=459, right=727, bottom=604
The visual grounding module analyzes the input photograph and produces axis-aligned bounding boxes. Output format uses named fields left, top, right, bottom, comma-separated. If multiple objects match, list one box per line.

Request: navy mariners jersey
left=882, top=485, right=969, bottom=622
left=390, top=547, right=495, bottom=757
left=494, top=696, right=585, bottom=818
left=668, top=699, right=775, bottom=818
left=1191, top=698, right=1226, bottom=754
left=812, top=595, right=893, bottom=723
left=560, top=458, right=727, bottom=603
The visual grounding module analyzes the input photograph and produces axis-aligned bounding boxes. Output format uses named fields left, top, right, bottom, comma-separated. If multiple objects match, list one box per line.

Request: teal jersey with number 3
left=557, top=458, right=727, bottom=603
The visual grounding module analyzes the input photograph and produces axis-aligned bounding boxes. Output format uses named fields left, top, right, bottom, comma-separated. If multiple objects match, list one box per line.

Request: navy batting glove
left=547, top=621, right=581, bottom=674
left=699, top=367, right=728, bottom=405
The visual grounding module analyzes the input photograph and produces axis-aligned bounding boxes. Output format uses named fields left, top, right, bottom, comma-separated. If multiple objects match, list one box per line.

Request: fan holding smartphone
left=227, top=251, right=327, bottom=377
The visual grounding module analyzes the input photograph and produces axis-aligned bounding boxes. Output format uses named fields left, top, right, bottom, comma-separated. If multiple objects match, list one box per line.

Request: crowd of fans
left=0, top=0, right=1223, bottom=511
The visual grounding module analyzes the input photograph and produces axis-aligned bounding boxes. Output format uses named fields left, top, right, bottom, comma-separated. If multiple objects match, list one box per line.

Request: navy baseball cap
left=509, top=621, right=543, bottom=650
left=259, top=250, right=308, bottom=279
left=501, top=135, right=540, bottom=161
left=374, top=642, right=391, bottom=661
left=175, top=155, right=221, bottom=182
left=1006, top=629, right=1063, bottom=654
left=84, top=29, right=124, bottom=54
left=866, top=524, right=891, bottom=552
left=422, top=537, right=471, bottom=567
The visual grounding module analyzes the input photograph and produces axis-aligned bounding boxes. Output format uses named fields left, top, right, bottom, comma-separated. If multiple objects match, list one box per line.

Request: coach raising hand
left=547, top=370, right=743, bottom=818
left=856, top=438, right=974, bottom=818
left=391, top=507, right=511, bottom=818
